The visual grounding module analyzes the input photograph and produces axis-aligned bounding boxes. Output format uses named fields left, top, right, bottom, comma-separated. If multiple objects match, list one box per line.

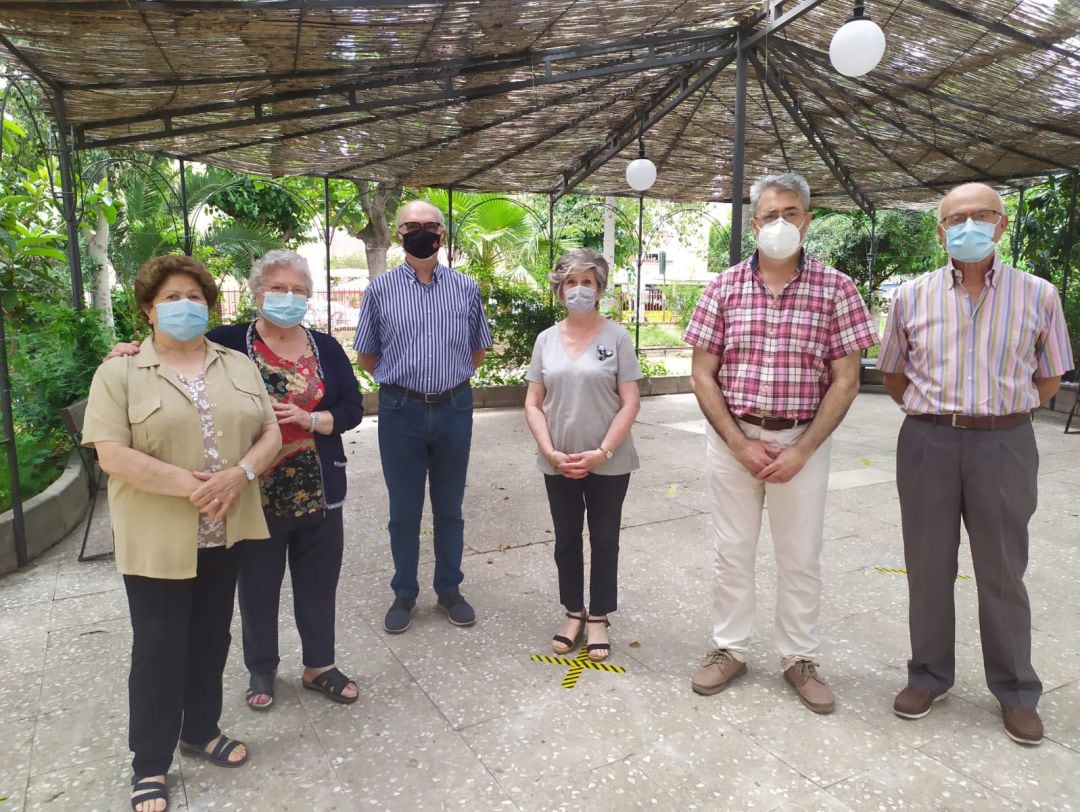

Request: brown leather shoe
left=691, top=649, right=747, bottom=696
left=1002, top=707, right=1043, bottom=745
left=893, top=684, right=947, bottom=719
left=783, top=660, right=835, bottom=714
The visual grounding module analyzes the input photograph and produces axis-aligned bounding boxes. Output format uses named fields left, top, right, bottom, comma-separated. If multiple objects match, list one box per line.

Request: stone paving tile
left=2, top=393, right=1078, bottom=810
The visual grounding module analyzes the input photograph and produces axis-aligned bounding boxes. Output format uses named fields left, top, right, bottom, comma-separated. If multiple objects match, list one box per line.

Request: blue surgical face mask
left=945, top=219, right=998, bottom=263
left=564, top=284, right=596, bottom=313
left=260, top=291, right=309, bottom=328
left=155, top=299, right=208, bottom=342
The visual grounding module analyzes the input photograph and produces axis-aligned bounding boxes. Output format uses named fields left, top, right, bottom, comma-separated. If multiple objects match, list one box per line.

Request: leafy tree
left=203, top=169, right=312, bottom=244
left=805, top=208, right=945, bottom=302
left=1009, top=173, right=1080, bottom=369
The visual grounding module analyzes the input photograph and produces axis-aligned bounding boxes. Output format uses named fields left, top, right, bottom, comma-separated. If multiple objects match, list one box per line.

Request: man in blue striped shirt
left=354, top=199, right=493, bottom=634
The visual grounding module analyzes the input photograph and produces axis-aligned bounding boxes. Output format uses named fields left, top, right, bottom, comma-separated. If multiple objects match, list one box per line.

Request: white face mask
left=563, top=284, right=596, bottom=312
left=756, top=217, right=803, bottom=260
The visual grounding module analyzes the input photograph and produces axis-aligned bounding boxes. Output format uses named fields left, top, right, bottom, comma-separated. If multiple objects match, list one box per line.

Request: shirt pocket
left=226, top=375, right=271, bottom=442
left=128, top=396, right=163, bottom=456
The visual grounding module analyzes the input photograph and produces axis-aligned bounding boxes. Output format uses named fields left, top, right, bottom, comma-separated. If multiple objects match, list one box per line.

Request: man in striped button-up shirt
left=879, top=182, right=1073, bottom=746
left=354, top=199, right=493, bottom=634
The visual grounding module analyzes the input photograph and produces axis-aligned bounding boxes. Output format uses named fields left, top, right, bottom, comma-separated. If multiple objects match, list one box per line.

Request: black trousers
left=237, top=509, right=344, bottom=674
left=544, top=472, right=631, bottom=616
left=124, top=545, right=239, bottom=778
left=897, top=417, right=1042, bottom=708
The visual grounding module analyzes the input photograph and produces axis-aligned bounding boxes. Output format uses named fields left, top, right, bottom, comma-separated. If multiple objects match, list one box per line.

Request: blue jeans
left=377, top=384, right=474, bottom=599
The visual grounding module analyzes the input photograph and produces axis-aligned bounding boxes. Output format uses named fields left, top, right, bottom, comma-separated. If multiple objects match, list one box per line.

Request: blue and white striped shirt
left=353, top=261, right=493, bottom=393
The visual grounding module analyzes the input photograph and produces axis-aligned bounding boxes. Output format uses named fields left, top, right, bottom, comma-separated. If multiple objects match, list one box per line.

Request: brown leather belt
left=910, top=412, right=1033, bottom=430
left=737, top=414, right=813, bottom=430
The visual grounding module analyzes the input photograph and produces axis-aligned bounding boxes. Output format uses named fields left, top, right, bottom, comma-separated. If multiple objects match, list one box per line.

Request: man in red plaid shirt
left=685, top=173, right=877, bottom=713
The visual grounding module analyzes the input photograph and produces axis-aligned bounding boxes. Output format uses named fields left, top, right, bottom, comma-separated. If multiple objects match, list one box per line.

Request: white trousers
left=706, top=420, right=832, bottom=669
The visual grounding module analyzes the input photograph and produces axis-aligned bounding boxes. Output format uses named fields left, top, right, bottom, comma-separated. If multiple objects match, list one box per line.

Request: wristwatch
left=238, top=462, right=256, bottom=482
left=599, top=446, right=614, bottom=460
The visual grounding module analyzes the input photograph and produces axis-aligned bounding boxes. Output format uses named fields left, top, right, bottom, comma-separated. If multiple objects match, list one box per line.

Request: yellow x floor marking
left=531, top=644, right=628, bottom=689
left=875, top=566, right=971, bottom=581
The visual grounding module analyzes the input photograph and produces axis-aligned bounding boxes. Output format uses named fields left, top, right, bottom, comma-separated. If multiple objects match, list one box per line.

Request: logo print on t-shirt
left=596, top=344, right=613, bottom=361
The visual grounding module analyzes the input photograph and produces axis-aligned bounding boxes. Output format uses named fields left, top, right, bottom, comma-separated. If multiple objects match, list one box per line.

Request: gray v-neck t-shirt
left=526, top=319, right=643, bottom=476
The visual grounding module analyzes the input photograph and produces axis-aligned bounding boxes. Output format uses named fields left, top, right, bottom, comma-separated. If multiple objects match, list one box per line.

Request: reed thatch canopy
left=1, top=0, right=1078, bottom=208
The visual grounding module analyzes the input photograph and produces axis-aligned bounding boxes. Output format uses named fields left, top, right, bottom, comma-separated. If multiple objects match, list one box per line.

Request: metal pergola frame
left=2, top=0, right=1079, bottom=567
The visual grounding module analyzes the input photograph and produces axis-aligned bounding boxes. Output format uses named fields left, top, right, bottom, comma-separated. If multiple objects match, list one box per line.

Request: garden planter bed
left=1, top=451, right=90, bottom=575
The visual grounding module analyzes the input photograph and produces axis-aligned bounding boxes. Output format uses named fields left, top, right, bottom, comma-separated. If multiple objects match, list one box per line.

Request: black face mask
left=402, top=228, right=441, bottom=260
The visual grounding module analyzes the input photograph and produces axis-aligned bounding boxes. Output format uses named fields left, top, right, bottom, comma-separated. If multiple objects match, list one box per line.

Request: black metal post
left=729, top=31, right=748, bottom=266
left=447, top=186, right=454, bottom=267
left=323, top=177, right=332, bottom=333
left=179, top=159, right=192, bottom=255
left=548, top=195, right=555, bottom=308
left=867, top=209, right=878, bottom=299
left=1061, top=171, right=1077, bottom=302
left=52, top=92, right=84, bottom=310
left=635, top=192, right=644, bottom=353
left=0, top=297, right=28, bottom=567
left=1011, top=187, right=1025, bottom=267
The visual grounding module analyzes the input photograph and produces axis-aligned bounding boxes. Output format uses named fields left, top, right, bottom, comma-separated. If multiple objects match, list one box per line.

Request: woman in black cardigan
left=111, top=249, right=365, bottom=709
left=209, top=251, right=364, bottom=709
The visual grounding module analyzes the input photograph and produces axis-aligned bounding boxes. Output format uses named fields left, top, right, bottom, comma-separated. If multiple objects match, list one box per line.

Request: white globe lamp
left=626, top=157, right=657, bottom=192
left=829, top=6, right=886, bottom=77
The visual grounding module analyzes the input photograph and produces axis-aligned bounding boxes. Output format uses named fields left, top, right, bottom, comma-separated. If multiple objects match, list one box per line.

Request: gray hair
left=549, top=247, right=609, bottom=296
left=249, top=249, right=314, bottom=295
left=749, top=172, right=811, bottom=215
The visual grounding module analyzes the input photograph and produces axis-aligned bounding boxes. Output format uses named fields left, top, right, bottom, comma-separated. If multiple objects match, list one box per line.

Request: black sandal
left=245, top=670, right=276, bottom=710
left=131, top=776, right=168, bottom=811
left=178, top=734, right=248, bottom=768
left=587, top=616, right=611, bottom=662
left=302, top=667, right=358, bottom=705
left=552, top=611, right=586, bottom=654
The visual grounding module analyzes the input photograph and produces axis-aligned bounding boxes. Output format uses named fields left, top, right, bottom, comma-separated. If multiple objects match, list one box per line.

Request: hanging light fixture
left=625, top=137, right=657, bottom=192
left=625, top=132, right=655, bottom=352
left=829, top=0, right=886, bottom=77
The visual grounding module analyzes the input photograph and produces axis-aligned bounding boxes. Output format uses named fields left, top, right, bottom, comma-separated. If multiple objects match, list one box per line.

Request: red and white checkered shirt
left=684, top=252, right=878, bottom=420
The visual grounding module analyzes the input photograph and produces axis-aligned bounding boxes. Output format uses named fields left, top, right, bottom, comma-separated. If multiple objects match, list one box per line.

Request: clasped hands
left=732, top=437, right=811, bottom=483
left=548, top=448, right=605, bottom=480
left=188, top=467, right=247, bottom=521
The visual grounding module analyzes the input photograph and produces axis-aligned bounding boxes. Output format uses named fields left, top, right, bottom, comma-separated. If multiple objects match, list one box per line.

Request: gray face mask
left=564, top=284, right=596, bottom=312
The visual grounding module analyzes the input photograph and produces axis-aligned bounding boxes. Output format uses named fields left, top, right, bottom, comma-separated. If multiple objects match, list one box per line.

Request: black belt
left=737, top=414, right=813, bottom=430
left=381, top=381, right=469, bottom=404
left=910, top=412, right=1033, bottom=431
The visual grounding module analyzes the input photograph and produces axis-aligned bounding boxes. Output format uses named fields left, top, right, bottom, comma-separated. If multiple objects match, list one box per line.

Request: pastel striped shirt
left=353, top=261, right=493, bottom=393
left=877, top=256, right=1074, bottom=416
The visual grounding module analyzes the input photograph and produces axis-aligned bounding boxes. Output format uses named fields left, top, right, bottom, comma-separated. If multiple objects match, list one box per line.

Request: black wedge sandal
left=586, top=615, right=611, bottom=662
left=551, top=611, right=586, bottom=654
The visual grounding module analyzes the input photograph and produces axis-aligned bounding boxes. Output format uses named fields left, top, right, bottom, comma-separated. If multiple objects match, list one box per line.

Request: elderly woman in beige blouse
left=83, top=255, right=281, bottom=812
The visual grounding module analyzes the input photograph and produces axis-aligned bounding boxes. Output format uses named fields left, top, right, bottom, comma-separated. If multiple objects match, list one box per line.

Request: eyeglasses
left=753, top=208, right=807, bottom=226
left=263, top=285, right=310, bottom=297
left=398, top=221, right=443, bottom=234
left=939, top=209, right=1003, bottom=228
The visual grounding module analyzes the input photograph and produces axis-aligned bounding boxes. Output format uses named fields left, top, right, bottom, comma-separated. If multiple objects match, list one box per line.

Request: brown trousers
left=896, top=416, right=1042, bottom=709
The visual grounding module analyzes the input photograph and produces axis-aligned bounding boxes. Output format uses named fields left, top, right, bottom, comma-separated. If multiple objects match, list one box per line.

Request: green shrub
left=9, top=302, right=112, bottom=437
left=0, top=427, right=69, bottom=512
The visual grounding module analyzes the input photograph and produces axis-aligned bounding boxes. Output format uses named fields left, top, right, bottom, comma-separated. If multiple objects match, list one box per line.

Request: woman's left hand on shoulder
left=190, top=467, right=248, bottom=520
left=557, top=449, right=605, bottom=479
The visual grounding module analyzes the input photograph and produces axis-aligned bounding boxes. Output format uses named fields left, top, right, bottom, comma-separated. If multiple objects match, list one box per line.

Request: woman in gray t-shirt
left=525, top=248, right=642, bottom=662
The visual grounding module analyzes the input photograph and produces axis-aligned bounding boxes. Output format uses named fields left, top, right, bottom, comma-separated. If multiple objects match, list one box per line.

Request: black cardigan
left=207, top=323, right=364, bottom=509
